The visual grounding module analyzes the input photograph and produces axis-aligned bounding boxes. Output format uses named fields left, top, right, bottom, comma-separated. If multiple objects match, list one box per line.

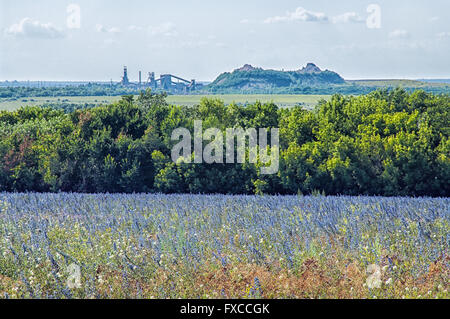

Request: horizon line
left=1, top=77, right=450, bottom=83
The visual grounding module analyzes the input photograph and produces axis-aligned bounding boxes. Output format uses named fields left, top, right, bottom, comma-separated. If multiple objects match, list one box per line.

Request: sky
left=0, top=0, right=449, bottom=81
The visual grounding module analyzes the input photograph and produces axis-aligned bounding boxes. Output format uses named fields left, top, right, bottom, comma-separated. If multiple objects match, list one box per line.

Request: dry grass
left=81, top=253, right=449, bottom=299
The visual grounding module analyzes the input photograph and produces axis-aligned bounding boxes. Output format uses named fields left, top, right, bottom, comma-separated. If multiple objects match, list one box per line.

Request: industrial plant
left=120, top=66, right=201, bottom=93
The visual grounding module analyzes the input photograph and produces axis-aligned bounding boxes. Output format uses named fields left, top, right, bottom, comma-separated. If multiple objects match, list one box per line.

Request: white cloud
left=332, top=12, right=364, bottom=24
left=108, top=27, right=121, bottom=34
left=4, top=18, right=64, bottom=39
left=389, top=29, right=410, bottom=39
left=240, top=19, right=250, bottom=24
left=179, top=40, right=208, bottom=49
left=264, top=7, right=328, bottom=24
left=148, top=22, right=178, bottom=37
left=430, top=17, right=439, bottom=22
left=95, top=24, right=121, bottom=34
left=187, top=32, right=200, bottom=38
left=95, top=24, right=105, bottom=32
left=128, top=25, right=143, bottom=31
left=103, top=38, right=119, bottom=46
left=436, top=32, right=450, bottom=39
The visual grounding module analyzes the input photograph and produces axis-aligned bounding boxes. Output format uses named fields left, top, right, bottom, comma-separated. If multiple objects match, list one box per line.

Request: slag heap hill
left=209, top=63, right=345, bottom=91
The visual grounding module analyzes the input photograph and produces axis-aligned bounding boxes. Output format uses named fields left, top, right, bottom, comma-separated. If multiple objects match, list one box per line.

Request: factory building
left=120, top=66, right=201, bottom=93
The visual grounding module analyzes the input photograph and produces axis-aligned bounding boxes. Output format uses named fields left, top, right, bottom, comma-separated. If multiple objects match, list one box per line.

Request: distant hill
left=207, top=63, right=345, bottom=92
left=418, top=79, right=450, bottom=84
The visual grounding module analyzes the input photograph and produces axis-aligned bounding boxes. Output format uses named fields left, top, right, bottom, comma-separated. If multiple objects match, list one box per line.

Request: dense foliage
left=0, top=89, right=448, bottom=196
left=207, top=83, right=450, bottom=95
left=1, top=81, right=449, bottom=98
left=0, top=84, right=143, bottom=99
left=0, top=193, right=448, bottom=299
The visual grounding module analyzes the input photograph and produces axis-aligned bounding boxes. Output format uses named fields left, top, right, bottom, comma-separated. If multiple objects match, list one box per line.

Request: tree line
left=0, top=88, right=448, bottom=196
left=0, top=84, right=141, bottom=99
left=2, top=82, right=449, bottom=99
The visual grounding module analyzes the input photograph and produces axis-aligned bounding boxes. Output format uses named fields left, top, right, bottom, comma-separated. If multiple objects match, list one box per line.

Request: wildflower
left=385, top=278, right=393, bottom=286
left=367, top=277, right=382, bottom=289
left=366, top=264, right=382, bottom=289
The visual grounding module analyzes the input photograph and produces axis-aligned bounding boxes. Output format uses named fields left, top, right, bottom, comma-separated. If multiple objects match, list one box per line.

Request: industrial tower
left=121, top=66, right=129, bottom=85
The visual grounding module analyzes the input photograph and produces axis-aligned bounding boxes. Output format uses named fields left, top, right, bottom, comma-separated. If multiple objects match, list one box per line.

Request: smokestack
left=139, top=71, right=142, bottom=85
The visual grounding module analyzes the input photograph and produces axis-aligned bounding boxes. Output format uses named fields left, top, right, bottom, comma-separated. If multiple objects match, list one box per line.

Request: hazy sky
left=0, top=0, right=449, bottom=81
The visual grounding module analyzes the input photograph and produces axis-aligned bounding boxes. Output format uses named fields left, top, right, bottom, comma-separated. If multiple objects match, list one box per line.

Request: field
left=348, top=79, right=450, bottom=88
left=0, top=94, right=330, bottom=111
left=0, top=193, right=448, bottom=299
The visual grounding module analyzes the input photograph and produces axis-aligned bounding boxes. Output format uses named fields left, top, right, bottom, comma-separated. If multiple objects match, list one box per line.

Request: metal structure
left=149, top=73, right=196, bottom=92
left=146, top=72, right=156, bottom=89
left=121, top=66, right=129, bottom=86
left=121, top=66, right=198, bottom=92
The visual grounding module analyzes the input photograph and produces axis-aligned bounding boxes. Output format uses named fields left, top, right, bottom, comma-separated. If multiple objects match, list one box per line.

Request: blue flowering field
left=0, top=193, right=448, bottom=299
